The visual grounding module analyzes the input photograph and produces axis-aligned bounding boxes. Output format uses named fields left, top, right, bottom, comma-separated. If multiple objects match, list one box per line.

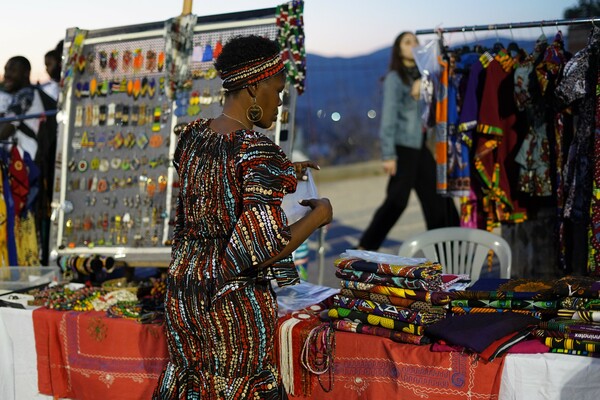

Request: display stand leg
left=317, top=227, right=327, bottom=286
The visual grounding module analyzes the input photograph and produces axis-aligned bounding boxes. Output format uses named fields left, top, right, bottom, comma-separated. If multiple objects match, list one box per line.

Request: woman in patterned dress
left=153, top=35, right=333, bottom=399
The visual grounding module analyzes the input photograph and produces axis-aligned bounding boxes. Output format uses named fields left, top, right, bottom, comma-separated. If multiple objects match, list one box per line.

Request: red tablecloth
left=292, top=331, right=505, bottom=399
left=33, top=308, right=169, bottom=400
left=32, top=308, right=505, bottom=400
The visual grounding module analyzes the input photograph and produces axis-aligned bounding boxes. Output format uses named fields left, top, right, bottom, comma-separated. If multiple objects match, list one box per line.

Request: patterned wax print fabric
left=339, top=279, right=453, bottom=305
left=6, top=86, right=43, bottom=159
left=334, top=268, right=444, bottom=291
left=555, top=27, right=600, bottom=224
left=334, top=257, right=442, bottom=279
left=0, top=167, right=9, bottom=273
left=332, top=295, right=445, bottom=326
left=514, top=34, right=553, bottom=197
left=474, top=54, right=528, bottom=230
left=447, top=72, right=470, bottom=197
left=338, top=288, right=447, bottom=314
left=589, top=64, right=600, bottom=275
left=331, top=319, right=431, bottom=345
left=450, top=306, right=544, bottom=319
left=154, top=119, right=298, bottom=400
left=327, top=307, right=424, bottom=335
left=435, top=55, right=449, bottom=194
left=450, top=298, right=559, bottom=310
left=457, top=57, right=488, bottom=228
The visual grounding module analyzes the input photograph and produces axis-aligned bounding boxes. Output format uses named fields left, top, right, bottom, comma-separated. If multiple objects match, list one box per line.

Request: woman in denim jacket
left=358, top=32, right=458, bottom=250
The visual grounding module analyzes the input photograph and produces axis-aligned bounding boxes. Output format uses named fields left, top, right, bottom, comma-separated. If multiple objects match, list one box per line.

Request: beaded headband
left=219, top=52, right=284, bottom=92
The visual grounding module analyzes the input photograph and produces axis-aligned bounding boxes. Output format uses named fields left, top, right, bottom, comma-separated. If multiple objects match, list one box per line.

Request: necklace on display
left=221, top=112, right=251, bottom=130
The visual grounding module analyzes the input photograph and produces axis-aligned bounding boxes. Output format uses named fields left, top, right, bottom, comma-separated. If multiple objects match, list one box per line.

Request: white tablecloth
left=500, top=352, right=600, bottom=400
left=0, top=307, right=52, bottom=400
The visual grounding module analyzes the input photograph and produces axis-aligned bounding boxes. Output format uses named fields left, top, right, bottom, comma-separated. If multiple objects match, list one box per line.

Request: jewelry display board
left=50, top=8, right=298, bottom=267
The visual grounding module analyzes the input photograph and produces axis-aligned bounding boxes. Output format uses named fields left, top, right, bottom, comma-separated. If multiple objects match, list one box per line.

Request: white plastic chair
left=397, top=227, right=512, bottom=281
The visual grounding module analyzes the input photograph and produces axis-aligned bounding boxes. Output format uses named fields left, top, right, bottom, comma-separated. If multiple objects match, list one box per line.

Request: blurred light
left=331, top=112, right=341, bottom=121
left=316, top=109, right=326, bottom=118
left=367, top=109, right=377, bottom=119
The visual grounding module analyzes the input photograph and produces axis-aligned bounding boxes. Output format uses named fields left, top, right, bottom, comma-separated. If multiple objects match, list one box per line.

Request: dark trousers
left=359, top=144, right=459, bottom=250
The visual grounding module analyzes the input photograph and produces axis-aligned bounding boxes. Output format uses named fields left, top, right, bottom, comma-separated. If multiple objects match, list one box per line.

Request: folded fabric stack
left=423, top=279, right=561, bottom=361
left=326, top=252, right=454, bottom=345
left=448, top=291, right=560, bottom=320
left=531, top=277, right=600, bottom=358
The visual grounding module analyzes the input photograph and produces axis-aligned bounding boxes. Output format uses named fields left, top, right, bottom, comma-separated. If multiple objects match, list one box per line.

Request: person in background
left=41, top=46, right=61, bottom=101
left=358, top=31, right=459, bottom=251
left=153, top=35, right=332, bottom=399
left=0, top=56, right=43, bottom=158
left=0, top=55, right=58, bottom=266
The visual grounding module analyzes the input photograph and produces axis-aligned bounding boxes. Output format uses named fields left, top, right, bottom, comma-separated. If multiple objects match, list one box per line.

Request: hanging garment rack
left=415, top=17, right=600, bottom=35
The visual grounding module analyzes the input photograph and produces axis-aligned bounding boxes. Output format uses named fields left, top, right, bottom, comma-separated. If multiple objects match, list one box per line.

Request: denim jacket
left=379, top=71, right=422, bottom=159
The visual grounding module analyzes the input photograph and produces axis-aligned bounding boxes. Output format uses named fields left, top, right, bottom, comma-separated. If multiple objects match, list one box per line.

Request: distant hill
left=294, top=36, right=541, bottom=166
left=294, top=47, right=389, bottom=165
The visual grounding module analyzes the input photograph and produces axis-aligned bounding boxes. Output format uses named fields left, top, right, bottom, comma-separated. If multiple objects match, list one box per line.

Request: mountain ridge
left=294, top=37, right=539, bottom=166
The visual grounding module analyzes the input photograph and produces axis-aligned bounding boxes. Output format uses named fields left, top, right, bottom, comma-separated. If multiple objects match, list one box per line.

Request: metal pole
left=416, top=17, right=600, bottom=35
left=182, top=0, right=193, bottom=15
left=317, top=226, right=327, bottom=285
left=0, top=110, right=58, bottom=124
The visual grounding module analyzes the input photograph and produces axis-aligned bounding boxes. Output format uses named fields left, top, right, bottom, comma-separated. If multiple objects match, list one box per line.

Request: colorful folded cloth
left=339, top=288, right=447, bottom=314
left=339, top=280, right=452, bottom=305
left=540, top=276, right=600, bottom=299
left=538, top=320, right=600, bottom=335
left=560, top=297, right=600, bottom=311
left=330, top=319, right=431, bottom=345
left=550, top=348, right=600, bottom=357
left=544, top=337, right=600, bottom=352
left=327, top=306, right=424, bottom=335
left=450, top=299, right=559, bottom=310
left=450, top=290, right=546, bottom=301
left=557, top=309, right=600, bottom=322
left=335, top=269, right=443, bottom=291
left=334, top=257, right=442, bottom=279
left=332, top=295, right=445, bottom=326
left=450, top=306, right=543, bottom=319
left=532, top=329, right=600, bottom=341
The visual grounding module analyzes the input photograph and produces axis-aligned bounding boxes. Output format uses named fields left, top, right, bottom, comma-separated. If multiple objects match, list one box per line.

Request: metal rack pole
left=317, top=226, right=327, bottom=285
left=0, top=110, right=58, bottom=124
left=416, top=17, right=600, bottom=35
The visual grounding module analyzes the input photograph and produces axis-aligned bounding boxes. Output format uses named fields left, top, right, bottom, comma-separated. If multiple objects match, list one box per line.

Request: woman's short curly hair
left=214, top=35, right=280, bottom=74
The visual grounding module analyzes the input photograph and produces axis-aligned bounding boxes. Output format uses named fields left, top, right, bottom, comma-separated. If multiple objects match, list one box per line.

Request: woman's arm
left=258, top=197, right=332, bottom=267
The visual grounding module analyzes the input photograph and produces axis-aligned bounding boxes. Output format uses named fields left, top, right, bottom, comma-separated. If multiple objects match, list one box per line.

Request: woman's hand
left=293, top=160, right=320, bottom=181
left=410, top=78, right=421, bottom=100
left=382, top=159, right=397, bottom=176
left=299, top=198, right=333, bottom=228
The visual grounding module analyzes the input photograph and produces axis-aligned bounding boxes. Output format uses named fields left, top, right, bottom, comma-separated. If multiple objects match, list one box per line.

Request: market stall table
left=2, top=306, right=600, bottom=399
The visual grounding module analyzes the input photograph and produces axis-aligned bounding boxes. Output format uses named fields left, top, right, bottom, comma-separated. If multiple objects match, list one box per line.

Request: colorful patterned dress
left=154, top=119, right=298, bottom=399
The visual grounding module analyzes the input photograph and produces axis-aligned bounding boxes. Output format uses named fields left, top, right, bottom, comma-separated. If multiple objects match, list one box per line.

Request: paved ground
left=301, top=161, right=427, bottom=288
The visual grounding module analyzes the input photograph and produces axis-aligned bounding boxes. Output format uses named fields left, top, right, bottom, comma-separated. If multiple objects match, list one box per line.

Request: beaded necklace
left=301, top=322, right=336, bottom=392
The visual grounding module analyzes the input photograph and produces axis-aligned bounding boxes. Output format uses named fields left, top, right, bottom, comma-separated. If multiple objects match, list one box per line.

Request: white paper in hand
left=281, top=169, right=318, bottom=223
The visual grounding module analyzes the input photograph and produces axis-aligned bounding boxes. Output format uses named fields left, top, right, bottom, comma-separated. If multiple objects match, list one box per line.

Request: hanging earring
left=246, top=96, right=263, bottom=122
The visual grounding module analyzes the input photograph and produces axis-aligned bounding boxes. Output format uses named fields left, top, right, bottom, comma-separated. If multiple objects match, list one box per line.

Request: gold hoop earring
left=246, top=97, right=263, bottom=122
